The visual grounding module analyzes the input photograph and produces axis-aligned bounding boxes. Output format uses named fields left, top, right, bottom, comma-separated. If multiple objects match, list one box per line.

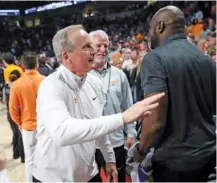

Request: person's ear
left=62, top=51, right=71, bottom=64
left=157, top=21, right=165, bottom=34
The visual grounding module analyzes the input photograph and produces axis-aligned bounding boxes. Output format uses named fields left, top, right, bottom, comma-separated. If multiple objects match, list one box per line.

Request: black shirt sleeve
left=140, top=52, right=168, bottom=96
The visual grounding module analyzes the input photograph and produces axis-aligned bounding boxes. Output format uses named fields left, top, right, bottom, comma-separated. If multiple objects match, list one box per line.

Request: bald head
left=148, top=5, right=186, bottom=49
left=153, top=5, right=185, bottom=30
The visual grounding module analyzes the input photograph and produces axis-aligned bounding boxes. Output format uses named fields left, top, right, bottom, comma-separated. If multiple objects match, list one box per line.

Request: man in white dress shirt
left=32, top=25, right=164, bottom=182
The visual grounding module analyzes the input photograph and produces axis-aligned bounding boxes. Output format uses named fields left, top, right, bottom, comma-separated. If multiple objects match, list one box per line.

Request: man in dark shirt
left=133, top=5, right=216, bottom=182
left=37, top=56, right=53, bottom=76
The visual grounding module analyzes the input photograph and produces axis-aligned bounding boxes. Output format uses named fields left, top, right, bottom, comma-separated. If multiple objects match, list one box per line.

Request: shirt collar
left=24, top=69, right=38, bottom=75
left=97, top=61, right=109, bottom=73
left=161, top=33, right=187, bottom=46
left=103, top=62, right=108, bottom=70
left=57, top=64, right=86, bottom=91
left=99, top=62, right=111, bottom=75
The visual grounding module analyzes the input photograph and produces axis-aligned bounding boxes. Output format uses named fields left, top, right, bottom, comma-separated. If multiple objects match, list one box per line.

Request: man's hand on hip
left=106, top=162, right=118, bottom=182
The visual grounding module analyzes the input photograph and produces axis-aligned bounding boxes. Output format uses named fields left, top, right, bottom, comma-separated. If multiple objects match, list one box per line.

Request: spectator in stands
left=128, top=48, right=139, bottom=88
left=90, top=30, right=136, bottom=182
left=0, top=1, right=216, bottom=61
left=135, top=50, right=148, bottom=102
left=1, top=52, right=24, bottom=149
left=5, top=69, right=25, bottom=163
left=138, top=40, right=148, bottom=52
left=130, top=48, right=139, bottom=71
left=207, top=32, right=216, bottom=47
left=130, top=50, right=147, bottom=103
left=109, top=52, right=123, bottom=69
left=52, top=60, right=60, bottom=71
left=211, top=2, right=216, bottom=18
left=0, top=60, right=5, bottom=103
left=121, top=48, right=132, bottom=71
left=193, top=19, right=204, bottom=41
left=194, top=8, right=203, bottom=20
left=201, top=20, right=212, bottom=40
left=9, top=52, right=45, bottom=182
left=1, top=52, right=23, bottom=84
left=207, top=45, right=216, bottom=62
left=197, top=38, right=207, bottom=52
left=208, top=17, right=215, bottom=31
left=37, top=55, right=53, bottom=76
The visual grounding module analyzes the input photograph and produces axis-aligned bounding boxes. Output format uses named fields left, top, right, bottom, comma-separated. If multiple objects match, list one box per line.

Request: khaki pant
left=22, top=129, right=37, bottom=182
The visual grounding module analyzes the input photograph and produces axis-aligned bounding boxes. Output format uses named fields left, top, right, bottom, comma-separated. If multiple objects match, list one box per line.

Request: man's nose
left=100, top=45, right=106, bottom=52
left=91, top=46, right=97, bottom=55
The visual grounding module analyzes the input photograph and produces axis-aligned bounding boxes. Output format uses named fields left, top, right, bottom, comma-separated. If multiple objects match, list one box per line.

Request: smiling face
left=131, top=50, right=139, bottom=61
left=91, top=34, right=109, bottom=64
left=62, top=29, right=95, bottom=76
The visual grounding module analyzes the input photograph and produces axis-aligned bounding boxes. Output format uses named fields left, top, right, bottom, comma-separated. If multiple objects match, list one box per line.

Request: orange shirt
left=9, top=70, right=45, bottom=130
left=193, top=22, right=203, bottom=38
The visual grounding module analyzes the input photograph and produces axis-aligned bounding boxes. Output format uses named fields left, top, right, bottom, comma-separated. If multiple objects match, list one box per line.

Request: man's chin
left=94, top=59, right=106, bottom=64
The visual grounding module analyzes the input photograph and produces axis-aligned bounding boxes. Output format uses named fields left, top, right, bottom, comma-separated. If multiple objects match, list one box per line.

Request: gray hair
left=89, top=30, right=109, bottom=42
left=52, top=25, right=84, bottom=63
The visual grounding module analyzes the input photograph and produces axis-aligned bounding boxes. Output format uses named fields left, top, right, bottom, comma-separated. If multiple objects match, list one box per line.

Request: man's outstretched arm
left=134, top=52, right=168, bottom=161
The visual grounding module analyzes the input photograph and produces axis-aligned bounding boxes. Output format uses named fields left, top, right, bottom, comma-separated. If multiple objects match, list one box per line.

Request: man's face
left=131, top=50, right=138, bottom=61
left=148, top=17, right=159, bottom=49
left=113, top=62, right=122, bottom=69
left=63, top=29, right=95, bottom=75
left=197, top=40, right=206, bottom=52
left=92, top=35, right=109, bottom=64
left=207, top=37, right=216, bottom=47
left=123, top=49, right=132, bottom=60
left=139, top=51, right=147, bottom=62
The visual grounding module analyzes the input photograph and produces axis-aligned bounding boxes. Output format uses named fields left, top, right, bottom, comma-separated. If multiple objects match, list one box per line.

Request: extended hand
left=122, top=92, right=165, bottom=124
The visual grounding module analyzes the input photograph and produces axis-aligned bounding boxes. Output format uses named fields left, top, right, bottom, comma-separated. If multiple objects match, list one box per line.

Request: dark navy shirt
left=140, top=33, right=216, bottom=171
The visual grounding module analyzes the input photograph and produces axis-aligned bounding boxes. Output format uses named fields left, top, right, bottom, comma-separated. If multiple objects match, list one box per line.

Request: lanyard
left=105, top=67, right=111, bottom=95
left=102, top=66, right=111, bottom=107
